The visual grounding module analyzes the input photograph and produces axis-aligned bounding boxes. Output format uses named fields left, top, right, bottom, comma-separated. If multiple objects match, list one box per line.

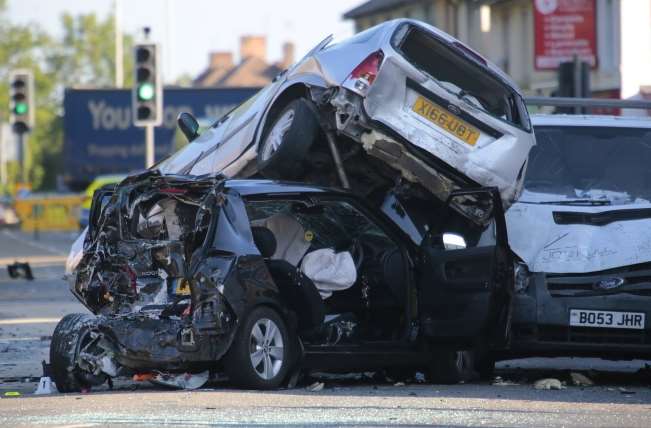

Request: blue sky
left=7, top=0, right=362, bottom=82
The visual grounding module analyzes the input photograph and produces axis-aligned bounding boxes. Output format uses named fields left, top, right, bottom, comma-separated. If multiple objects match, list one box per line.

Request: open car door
left=419, top=188, right=513, bottom=348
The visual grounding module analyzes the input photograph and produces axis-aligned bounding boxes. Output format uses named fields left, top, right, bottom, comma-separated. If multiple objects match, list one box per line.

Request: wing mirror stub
left=177, top=112, right=200, bottom=142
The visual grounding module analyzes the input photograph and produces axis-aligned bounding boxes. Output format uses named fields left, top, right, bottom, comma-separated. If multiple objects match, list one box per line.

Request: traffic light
left=9, top=70, right=34, bottom=134
left=132, top=43, right=162, bottom=126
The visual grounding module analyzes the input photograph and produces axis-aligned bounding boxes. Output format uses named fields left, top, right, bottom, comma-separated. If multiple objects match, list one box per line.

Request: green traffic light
left=14, top=102, right=28, bottom=115
left=138, top=83, right=155, bottom=101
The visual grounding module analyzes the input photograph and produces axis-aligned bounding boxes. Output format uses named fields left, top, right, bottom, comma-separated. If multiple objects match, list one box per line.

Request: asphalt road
left=1, top=229, right=651, bottom=427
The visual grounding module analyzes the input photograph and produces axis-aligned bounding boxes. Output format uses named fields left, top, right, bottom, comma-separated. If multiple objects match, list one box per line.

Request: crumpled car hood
left=507, top=201, right=651, bottom=273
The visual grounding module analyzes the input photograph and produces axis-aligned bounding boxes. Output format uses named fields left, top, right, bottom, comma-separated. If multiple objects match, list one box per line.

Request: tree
left=0, top=0, right=56, bottom=192
left=0, top=1, right=134, bottom=192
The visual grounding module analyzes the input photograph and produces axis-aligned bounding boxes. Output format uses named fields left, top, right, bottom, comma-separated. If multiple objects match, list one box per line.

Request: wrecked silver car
left=159, top=19, right=534, bottom=214
left=52, top=172, right=512, bottom=391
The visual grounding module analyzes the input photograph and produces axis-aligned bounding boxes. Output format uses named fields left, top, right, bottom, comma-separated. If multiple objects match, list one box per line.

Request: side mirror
left=177, top=112, right=199, bottom=142
left=442, top=233, right=467, bottom=250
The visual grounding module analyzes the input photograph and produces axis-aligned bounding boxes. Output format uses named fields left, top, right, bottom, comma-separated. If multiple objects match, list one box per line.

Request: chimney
left=209, top=52, right=234, bottom=70
left=240, top=36, right=266, bottom=61
left=281, top=42, right=295, bottom=68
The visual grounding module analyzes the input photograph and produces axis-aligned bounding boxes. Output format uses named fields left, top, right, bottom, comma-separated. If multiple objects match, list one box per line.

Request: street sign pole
left=145, top=124, right=154, bottom=167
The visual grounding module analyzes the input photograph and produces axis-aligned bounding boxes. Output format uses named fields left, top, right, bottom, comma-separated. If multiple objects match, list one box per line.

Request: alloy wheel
left=249, top=318, right=284, bottom=380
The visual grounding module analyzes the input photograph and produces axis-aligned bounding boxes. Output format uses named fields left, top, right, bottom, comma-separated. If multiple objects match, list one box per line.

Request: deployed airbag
left=300, top=248, right=357, bottom=299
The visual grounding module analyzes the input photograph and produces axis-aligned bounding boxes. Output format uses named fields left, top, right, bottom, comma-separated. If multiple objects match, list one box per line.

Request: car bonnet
left=507, top=201, right=651, bottom=274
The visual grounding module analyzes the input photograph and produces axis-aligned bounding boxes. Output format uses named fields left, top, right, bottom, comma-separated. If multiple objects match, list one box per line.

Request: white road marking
left=0, top=317, right=61, bottom=325
left=0, top=255, right=67, bottom=265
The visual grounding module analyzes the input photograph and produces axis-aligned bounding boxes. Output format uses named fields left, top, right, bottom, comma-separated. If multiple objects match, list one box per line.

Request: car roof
left=224, top=179, right=350, bottom=197
left=532, top=114, right=651, bottom=128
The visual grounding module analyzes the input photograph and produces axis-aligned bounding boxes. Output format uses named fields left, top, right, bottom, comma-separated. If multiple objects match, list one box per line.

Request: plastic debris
left=34, top=376, right=56, bottom=395
left=492, top=376, right=519, bottom=386
left=306, top=382, right=325, bottom=392
left=533, top=378, right=563, bottom=390
left=619, top=387, right=636, bottom=395
left=3, top=391, right=21, bottom=397
left=7, top=262, right=34, bottom=280
left=150, top=371, right=209, bottom=390
left=570, top=372, right=594, bottom=387
left=133, top=373, right=155, bottom=382
left=393, top=382, right=405, bottom=387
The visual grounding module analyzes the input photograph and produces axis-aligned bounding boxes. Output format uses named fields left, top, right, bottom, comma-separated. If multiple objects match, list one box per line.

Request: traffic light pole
left=17, top=132, right=27, bottom=183
left=145, top=124, right=154, bottom=167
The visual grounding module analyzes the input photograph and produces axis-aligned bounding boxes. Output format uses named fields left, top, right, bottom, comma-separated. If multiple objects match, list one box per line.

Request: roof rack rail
left=525, top=96, right=651, bottom=110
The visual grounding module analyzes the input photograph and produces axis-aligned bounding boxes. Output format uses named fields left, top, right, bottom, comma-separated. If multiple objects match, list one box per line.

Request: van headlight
left=514, top=262, right=531, bottom=293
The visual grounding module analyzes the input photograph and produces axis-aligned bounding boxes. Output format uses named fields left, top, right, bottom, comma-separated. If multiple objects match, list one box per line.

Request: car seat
left=253, top=213, right=311, bottom=266
left=251, top=226, right=325, bottom=331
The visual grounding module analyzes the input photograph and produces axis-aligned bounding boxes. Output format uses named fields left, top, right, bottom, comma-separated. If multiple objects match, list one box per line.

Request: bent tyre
left=256, top=98, right=320, bottom=180
left=50, top=313, right=100, bottom=393
left=224, top=306, right=294, bottom=389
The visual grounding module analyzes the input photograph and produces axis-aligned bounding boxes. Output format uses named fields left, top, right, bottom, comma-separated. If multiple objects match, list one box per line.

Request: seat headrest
left=251, top=226, right=277, bottom=258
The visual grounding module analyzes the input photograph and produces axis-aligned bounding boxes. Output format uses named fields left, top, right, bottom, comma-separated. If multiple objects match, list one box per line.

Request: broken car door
left=419, top=188, right=512, bottom=348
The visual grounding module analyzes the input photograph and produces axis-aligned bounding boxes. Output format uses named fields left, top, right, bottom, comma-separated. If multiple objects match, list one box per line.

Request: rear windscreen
left=394, top=25, right=530, bottom=131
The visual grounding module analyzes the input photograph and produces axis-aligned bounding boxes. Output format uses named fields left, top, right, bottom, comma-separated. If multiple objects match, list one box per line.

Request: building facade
left=344, top=0, right=651, bottom=99
left=194, top=37, right=294, bottom=88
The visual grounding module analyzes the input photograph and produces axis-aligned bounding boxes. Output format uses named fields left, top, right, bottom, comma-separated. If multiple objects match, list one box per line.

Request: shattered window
left=394, top=25, right=530, bottom=131
left=522, top=126, right=651, bottom=205
left=245, top=199, right=393, bottom=250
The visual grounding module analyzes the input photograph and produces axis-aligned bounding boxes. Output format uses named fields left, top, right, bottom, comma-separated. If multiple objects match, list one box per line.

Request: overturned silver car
left=160, top=19, right=534, bottom=215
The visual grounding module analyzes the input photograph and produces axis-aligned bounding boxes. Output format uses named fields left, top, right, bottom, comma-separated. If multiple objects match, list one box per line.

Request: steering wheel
left=348, top=238, right=365, bottom=271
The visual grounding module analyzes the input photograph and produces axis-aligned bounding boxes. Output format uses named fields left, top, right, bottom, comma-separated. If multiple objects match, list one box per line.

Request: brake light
left=348, top=50, right=384, bottom=89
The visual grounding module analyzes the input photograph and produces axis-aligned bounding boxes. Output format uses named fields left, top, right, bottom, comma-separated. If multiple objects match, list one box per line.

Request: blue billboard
left=63, top=87, right=259, bottom=184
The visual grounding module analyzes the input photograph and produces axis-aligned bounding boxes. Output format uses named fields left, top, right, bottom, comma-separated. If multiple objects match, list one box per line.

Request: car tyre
left=224, top=306, right=294, bottom=389
left=428, top=350, right=477, bottom=384
left=50, top=313, right=102, bottom=393
left=256, top=98, right=320, bottom=180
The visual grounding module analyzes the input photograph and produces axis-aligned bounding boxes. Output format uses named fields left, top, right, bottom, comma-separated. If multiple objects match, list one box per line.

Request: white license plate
left=569, top=309, right=645, bottom=330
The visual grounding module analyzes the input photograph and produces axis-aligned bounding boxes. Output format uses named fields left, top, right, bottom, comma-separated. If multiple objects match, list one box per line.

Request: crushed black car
left=53, top=171, right=512, bottom=391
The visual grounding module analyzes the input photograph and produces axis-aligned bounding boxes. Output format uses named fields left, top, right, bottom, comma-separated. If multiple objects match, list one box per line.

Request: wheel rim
left=260, top=109, right=295, bottom=161
left=249, top=318, right=284, bottom=380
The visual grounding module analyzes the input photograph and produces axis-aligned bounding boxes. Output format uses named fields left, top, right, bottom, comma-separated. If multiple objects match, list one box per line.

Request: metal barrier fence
left=14, top=194, right=83, bottom=232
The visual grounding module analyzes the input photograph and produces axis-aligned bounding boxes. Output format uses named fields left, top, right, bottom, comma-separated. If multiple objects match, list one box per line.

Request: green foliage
left=0, top=6, right=134, bottom=192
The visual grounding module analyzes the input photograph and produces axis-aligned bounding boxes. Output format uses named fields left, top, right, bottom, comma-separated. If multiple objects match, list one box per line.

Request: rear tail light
left=347, top=50, right=384, bottom=92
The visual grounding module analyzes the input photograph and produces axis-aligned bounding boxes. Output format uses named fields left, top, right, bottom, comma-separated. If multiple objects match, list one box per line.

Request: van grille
left=545, top=263, right=651, bottom=297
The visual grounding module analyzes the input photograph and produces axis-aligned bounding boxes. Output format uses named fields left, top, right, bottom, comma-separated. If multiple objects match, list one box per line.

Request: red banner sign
left=534, top=0, right=597, bottom=70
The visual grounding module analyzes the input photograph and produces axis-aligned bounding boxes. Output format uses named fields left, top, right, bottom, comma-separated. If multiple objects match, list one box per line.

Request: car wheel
left=428, top=350, right=477, bottom=384
left=256, top=98, right=320, bottom=180
left=50, top=313, right=105, bottom=393
left=224, top=306, right=294, bottom=389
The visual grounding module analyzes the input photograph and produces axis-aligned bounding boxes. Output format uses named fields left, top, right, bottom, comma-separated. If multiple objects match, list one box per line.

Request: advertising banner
left=534, top=0, right=597, bottom=70
left=63, top=87, right=259, bottom=184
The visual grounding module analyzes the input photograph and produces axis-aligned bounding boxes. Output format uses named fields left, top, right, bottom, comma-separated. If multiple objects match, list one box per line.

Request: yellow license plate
left=174, top=279, right=191, bottom=295
left=412, top=96, right=480, bottom=146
